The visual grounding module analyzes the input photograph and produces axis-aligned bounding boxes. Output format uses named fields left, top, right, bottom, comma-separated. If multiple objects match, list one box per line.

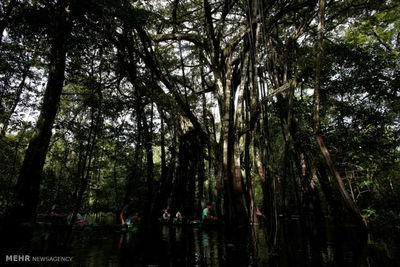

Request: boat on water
left=158, top=218, right=222, bottom=228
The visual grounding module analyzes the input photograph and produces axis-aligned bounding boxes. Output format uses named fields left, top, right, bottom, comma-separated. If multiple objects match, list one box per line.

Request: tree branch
left=152, top=33, right=206, bottom=49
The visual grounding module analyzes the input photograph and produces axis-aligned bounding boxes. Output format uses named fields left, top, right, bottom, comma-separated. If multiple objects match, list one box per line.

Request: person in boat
left=120, top=198, right=140, bottom=226
left=175, top=211, right=183, bottom=222
left=75, top=213, right=93, bottom=225
left=162, top=208, right=171, bottom=221
left=202, top=203, right=217, bottom=221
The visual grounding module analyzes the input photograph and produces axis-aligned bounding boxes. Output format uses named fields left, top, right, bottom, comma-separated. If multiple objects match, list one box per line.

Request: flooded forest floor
left=1, top=217, right=400, bottom=267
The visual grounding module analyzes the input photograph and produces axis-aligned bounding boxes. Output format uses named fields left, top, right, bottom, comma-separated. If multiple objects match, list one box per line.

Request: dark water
left=2, top=219, right=400, bottom=266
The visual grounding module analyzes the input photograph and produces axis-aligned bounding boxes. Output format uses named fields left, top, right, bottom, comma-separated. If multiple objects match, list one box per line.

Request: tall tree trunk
left=142, top=100, right=154, bottom=221
left=257, top=72, right=276, bottom=236
left=113, top=140, right=120, bottom=222
left=160, top=114, right=166, bottom=178
left=202, top=0, right=248, bottom=226
left=10, top=5, right=70, bottom=224
left=214, top=137, right=223, bottom=219
left=198, top=146, right=205, bottom=217
left=245, top=130, right=257, bottom=225
left=227, top=94, right=248, bottom=226
left=313, top=0, right=365, bottom=227
left=200, top=65, right=209, bottom=209
left=172, top=129, right=199, bottom=218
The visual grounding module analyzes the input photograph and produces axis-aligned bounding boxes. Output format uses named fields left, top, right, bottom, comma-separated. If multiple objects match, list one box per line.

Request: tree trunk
left=142, top=100, right=154, bottom=221
left=10, top=6, right=70, bottom=224
left=245, top=130, right=257, bottom=225
left=198, top=146, right=205, bottom=216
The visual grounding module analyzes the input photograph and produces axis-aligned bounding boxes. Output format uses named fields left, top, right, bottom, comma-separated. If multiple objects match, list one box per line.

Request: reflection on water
left=2, top=219, right=400, bottom=266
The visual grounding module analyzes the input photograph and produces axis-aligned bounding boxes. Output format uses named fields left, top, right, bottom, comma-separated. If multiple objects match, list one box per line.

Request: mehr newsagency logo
left=5, top=255, right=73, bottom=263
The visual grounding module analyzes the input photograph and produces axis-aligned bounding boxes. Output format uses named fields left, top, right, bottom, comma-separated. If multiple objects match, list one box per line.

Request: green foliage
left=0, top=0, right=399, bottom=231
left=315, top=15, right=399, bottom=224
left=344, top=2, right=400, bottom=56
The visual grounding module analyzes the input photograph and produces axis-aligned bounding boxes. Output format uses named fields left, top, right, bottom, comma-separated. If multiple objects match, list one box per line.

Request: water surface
left=2, top=219, right=399, bottom=266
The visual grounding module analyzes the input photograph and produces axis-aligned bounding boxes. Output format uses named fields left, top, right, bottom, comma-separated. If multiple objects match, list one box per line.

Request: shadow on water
left=1, top=218, right=400, bottom=266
